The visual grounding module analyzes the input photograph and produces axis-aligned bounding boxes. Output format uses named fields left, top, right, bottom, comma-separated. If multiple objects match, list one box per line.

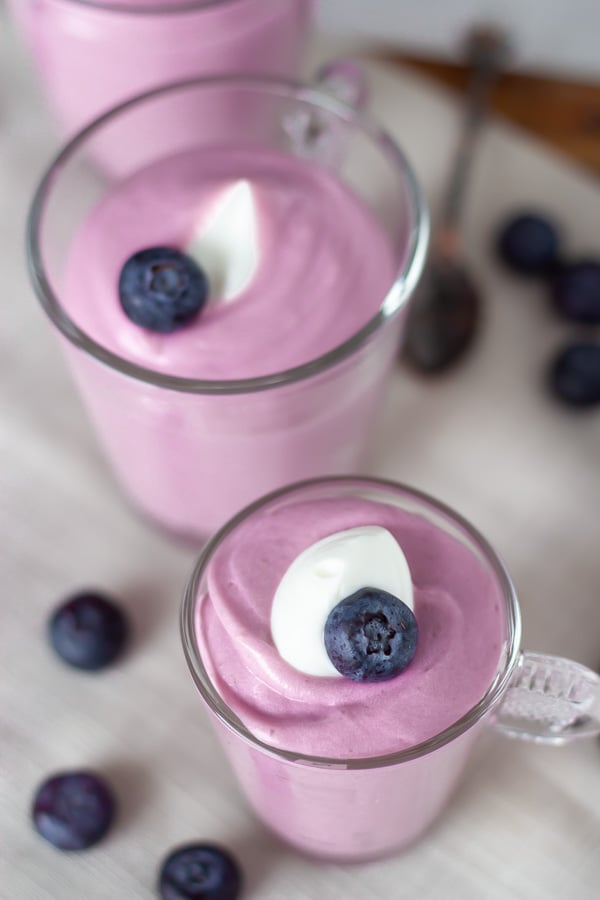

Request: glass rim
left=180, top=475, right=522, bottom=770
left=58, top=0, right=243, bottom=15
left=26, top=73, right=429, bottom=396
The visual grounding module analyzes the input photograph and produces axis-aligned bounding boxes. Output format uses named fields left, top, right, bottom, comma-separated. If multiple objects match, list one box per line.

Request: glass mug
left=27, top=74, right=428, bottom=539
left=181, top=476, right=600, bottom=862
left=8, top=0, right=314, bottom=137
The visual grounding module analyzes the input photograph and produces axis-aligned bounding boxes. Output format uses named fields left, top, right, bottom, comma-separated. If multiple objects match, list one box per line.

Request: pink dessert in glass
left=9, top=0, right=313, bottom=135
left=184, top=477, right=509, bottom=860
left=58, top=147, right=402, bottom=535
left=63, top=148, right=397, bottom=382
left=195, top=493, right=504, bottom=759
left=29, top=76, right=428, bottom=538
left=182, top=476, right=600, bottom=861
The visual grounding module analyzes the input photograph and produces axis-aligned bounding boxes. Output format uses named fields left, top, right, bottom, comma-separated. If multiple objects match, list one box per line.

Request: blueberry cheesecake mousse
left=183, top=479, right=508, bottom=860
left=194, top=490, right=504, bottom=758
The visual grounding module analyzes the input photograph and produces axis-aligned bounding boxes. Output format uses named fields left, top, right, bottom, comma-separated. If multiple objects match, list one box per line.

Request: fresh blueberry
left=549, top=260, right=600, bottom=324
left=159, top=844, right=242, bottom=900
left=324, top=587, right=418, bottom=682
left=548, top=342, right=600, bottom=408
left=49, top=591, right=129, bottom=671
left=496, top=212, right=560, bottom=276
left=32, top=771, right=116, bottom=851
left=119, top=247, right=208, bottom=333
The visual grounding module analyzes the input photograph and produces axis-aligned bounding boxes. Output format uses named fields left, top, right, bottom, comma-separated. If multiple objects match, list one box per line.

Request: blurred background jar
left=7, top=0, right=314, bottom=137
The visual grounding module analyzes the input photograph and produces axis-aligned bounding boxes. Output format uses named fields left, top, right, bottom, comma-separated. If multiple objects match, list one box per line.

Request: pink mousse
left=195, top=497, right=505, bottom=758
left=9, top=0, right=313, bottom=136
left=62, top=147, right=397, bottom=380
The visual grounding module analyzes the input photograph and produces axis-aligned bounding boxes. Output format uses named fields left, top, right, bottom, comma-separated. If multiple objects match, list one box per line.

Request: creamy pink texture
left=9, top=0, right=312, bottom=136
left=195, top=497, right=505, bottom=758
left=63, top=148, right=397, bottom=379
left=56, top=147, right=404, bottom=536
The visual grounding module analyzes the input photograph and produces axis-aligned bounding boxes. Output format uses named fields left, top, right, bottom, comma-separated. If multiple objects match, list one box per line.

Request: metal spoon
left=404, top=28, right=510, bottom=373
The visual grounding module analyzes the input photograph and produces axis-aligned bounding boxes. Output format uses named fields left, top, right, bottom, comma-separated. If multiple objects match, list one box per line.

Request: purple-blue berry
left=497, top=212, right=560, bottom=276
left=49, top=591, right=129, bottom=671
left=119, top=246, right=208, bottom=333
left=548, top=342, right=600, bottom=408
left=324, top=588, right=418, bottom=682
left=159, top=844, right=242, bottom=900
left=550, top=260, right=600, bottom=324
left=32, top=771, right=116, bottom=851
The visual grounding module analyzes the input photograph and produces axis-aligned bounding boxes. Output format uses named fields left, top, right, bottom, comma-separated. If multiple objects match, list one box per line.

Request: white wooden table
left=2, top=14, right=600, bottom=900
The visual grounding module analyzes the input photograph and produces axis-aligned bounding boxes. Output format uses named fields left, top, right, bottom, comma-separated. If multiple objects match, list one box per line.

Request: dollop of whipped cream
left=186, top=179, right=259, bottom=302
left=270, top=526, right=413, bottom=677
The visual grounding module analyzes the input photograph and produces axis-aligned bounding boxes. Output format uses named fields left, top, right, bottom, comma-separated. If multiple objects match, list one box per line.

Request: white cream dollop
left=270, top=526, right=414, bottom=677
left=186, top=179, right=259, bottom=302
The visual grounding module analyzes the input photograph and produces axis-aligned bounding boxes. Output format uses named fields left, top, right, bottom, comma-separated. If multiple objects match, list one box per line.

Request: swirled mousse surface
left=63, top=147, right=397, bottom=380
left=195, top=497, right=506, bottom=758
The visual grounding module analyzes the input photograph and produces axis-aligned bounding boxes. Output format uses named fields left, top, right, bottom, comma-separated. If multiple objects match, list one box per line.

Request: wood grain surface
left=379, top=53, right=600, bottom=176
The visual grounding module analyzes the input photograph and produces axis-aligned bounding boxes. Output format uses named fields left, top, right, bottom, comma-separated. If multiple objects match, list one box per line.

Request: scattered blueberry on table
left=548, top=342, right=600, bottom=408
left=159, top=843, right=243, bottom=900
left=32, top=771, right=116, bottom=851
left=49, top=590, right=129, bottom=671
left=495, top=210, right=600, bottom=408
left=324, top=587, right=418, bottom=682
left=119, top=246, right=208, bottom=333
left=549, top=260, right=600, bottom=324
left=39, top=592, right=244, bottom=893
left=496, top=211, right=561, bottom=276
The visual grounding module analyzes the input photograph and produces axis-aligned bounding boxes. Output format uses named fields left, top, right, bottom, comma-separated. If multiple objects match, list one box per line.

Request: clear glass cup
left=8, top=0, right=314, bottom=138
left=181, top=476, right=600, bottom=862
left=27, top=75, right=428, bottom=538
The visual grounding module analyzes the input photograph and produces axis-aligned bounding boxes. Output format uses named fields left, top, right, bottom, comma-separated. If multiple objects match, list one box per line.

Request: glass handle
left=313, top=59, right=370, bottom=111
left=282, top=59, right=369, bottom=166
left=494, top=651, right=600, bottom=745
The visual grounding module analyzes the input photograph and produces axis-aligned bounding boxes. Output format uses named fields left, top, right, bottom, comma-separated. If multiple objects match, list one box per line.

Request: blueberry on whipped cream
left=271, top=525, right=416, bottom=679
left=119, top=246, right=208, bottom=333
left=324, top=587, right=418, bottom=682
